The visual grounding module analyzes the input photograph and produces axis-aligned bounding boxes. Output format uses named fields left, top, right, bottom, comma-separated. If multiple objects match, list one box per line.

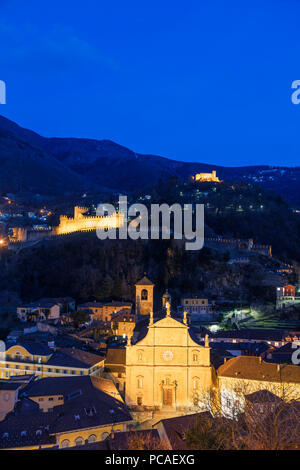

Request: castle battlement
left=55, top=206, right=124, bottom=235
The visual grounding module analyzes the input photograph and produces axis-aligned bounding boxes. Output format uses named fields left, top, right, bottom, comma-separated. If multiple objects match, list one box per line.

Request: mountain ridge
left=0, top=114, right=299, bottom=205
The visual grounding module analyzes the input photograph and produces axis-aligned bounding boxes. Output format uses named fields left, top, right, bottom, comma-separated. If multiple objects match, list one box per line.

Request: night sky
left=0, top=0, right=300, bottom=166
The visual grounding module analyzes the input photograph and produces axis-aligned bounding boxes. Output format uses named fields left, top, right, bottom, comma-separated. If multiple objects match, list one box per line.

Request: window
left=101, top=432, right=109, bottom=441
left=61, top=439, right=70, bottom=448
left=192, top=377, right=199, bottom=390
left=137, top=376, right=143, bottom=389
left=137, top=350, right=143, bottom=361
left=48, top=397, right=54, bottom=401
left=88, top=434, right=97, bottom=443
left=36, top=430, right=42, bottom=436
left=193, top=353, right=198, bottom=363
left=141, top=289, right=148, bottom=301
left=21, top=431, right=27, bottom=437
left=75, top=436, right=84, bottom=446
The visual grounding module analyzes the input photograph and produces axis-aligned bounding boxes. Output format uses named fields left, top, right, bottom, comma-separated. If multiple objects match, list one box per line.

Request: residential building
left=78, top=301, right=132, bottom=322
left=217, top=356, right=300, bottom=416
left=0, top=341, right=104, bottom=380
left=208, top=329, right=297, bottom=348
left=17, top=300, right=61, bottom=322
left=276, top=285, right=300, bottom=309
left=0, top=375, right=132, bottom=449
left=110, top=311, right=135, bottom=338
left=181, top=297, right=215, bottom=320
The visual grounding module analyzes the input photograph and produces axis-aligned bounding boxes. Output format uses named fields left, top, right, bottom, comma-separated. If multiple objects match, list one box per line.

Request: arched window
left=75, top=436, right=84, bottom=446
left=137, top=350, right=143, bottom=362
left=88, top=434, right=97, bottom=443
left=192, top=377, right=199, bottom=390
left=192, top=350, right=199, bottom=363
left=101, top=432, right=109, bottom=441
left=61, top=439, right=70, bottom=448
left=137, top=376, right=143, bottom=389
left=141, top=289, right=148, bottom=300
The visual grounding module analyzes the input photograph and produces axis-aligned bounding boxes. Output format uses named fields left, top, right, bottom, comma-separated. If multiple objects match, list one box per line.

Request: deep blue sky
left=0, top=0, right=300, bottom=166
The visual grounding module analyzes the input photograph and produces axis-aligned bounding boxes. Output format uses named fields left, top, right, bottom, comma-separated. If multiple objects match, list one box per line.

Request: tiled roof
left=108, top=430, right=160, bottom=450
left=135, top=276, right=154, bottom=286
left=47, top=348, right=104, bottom=369
left=0, top=376, right=132, bottom=449
left=6, top=341, right=52, bottom=356
left=245, top=390, right=283, bottom=404
left=154, top=412, right=212, bottom=450
left=0, top=381, right=22, bottom=391
left=110, top=311, right=135, bottom=322
left=19, top=300, right=58, bottom=309
left=217, top=356, right=300, bottom=383
left=211, top=329, right=287, bottom=342
left=105, top=348, right=126, bottom=366
left=78, top=301, right=132, bottom=308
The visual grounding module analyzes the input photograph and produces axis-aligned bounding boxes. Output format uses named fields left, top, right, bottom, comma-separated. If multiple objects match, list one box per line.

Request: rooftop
left=217, top=356, right=300, bottom=383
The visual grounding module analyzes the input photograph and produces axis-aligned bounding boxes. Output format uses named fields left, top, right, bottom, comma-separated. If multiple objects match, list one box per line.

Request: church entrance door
left=163, top=388, right=173, bottom=406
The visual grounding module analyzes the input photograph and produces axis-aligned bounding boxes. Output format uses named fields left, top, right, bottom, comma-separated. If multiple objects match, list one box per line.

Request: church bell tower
left=135, top=275, right=154, bottom=316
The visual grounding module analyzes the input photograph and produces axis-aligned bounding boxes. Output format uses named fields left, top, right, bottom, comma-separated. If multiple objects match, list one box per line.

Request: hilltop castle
left=193, top=170, right=222, bottom=183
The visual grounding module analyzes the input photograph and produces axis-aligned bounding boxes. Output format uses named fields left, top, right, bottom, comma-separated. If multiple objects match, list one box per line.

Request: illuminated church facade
left=125, top=280, right=214, bottom=417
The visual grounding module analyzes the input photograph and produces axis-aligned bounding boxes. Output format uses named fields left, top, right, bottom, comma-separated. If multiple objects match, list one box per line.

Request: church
left=124, top=276, right=215, bottom=420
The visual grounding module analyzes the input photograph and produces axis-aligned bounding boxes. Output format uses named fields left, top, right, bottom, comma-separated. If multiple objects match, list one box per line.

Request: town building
left=180, top=297, right=215, bottom=320
left=217, top=356, right=300, bottom=416
left=110, top=311, right=135, bottom=338
left=0, top=375, right=132, bottom=449
left=276, top=284, right=300, bottom=309
left=104, top=348, right=126, bottom=395
left=207, top=328, right=297, bottom=348
left=78, top=301, right=132, bottom=322
left=0, top=341, right=104, bottom=380
left=17, top=300, right=61, bottom=322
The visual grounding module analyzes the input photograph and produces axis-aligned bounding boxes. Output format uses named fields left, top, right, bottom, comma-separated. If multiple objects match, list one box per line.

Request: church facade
left=125, top=303, right=214, bottom=416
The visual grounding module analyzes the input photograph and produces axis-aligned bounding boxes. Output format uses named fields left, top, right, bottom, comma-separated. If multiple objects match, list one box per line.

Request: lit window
left=61, top=439, right=70, bottom=448
left=75, top=436, right=84, bottom=446
left=137, top=377, right=143, bottom=389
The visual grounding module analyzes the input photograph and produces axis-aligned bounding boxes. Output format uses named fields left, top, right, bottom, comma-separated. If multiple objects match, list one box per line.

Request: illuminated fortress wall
left=9, top=206, right=124, bottom=242
left=55, top=206, right=124, bottom=235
